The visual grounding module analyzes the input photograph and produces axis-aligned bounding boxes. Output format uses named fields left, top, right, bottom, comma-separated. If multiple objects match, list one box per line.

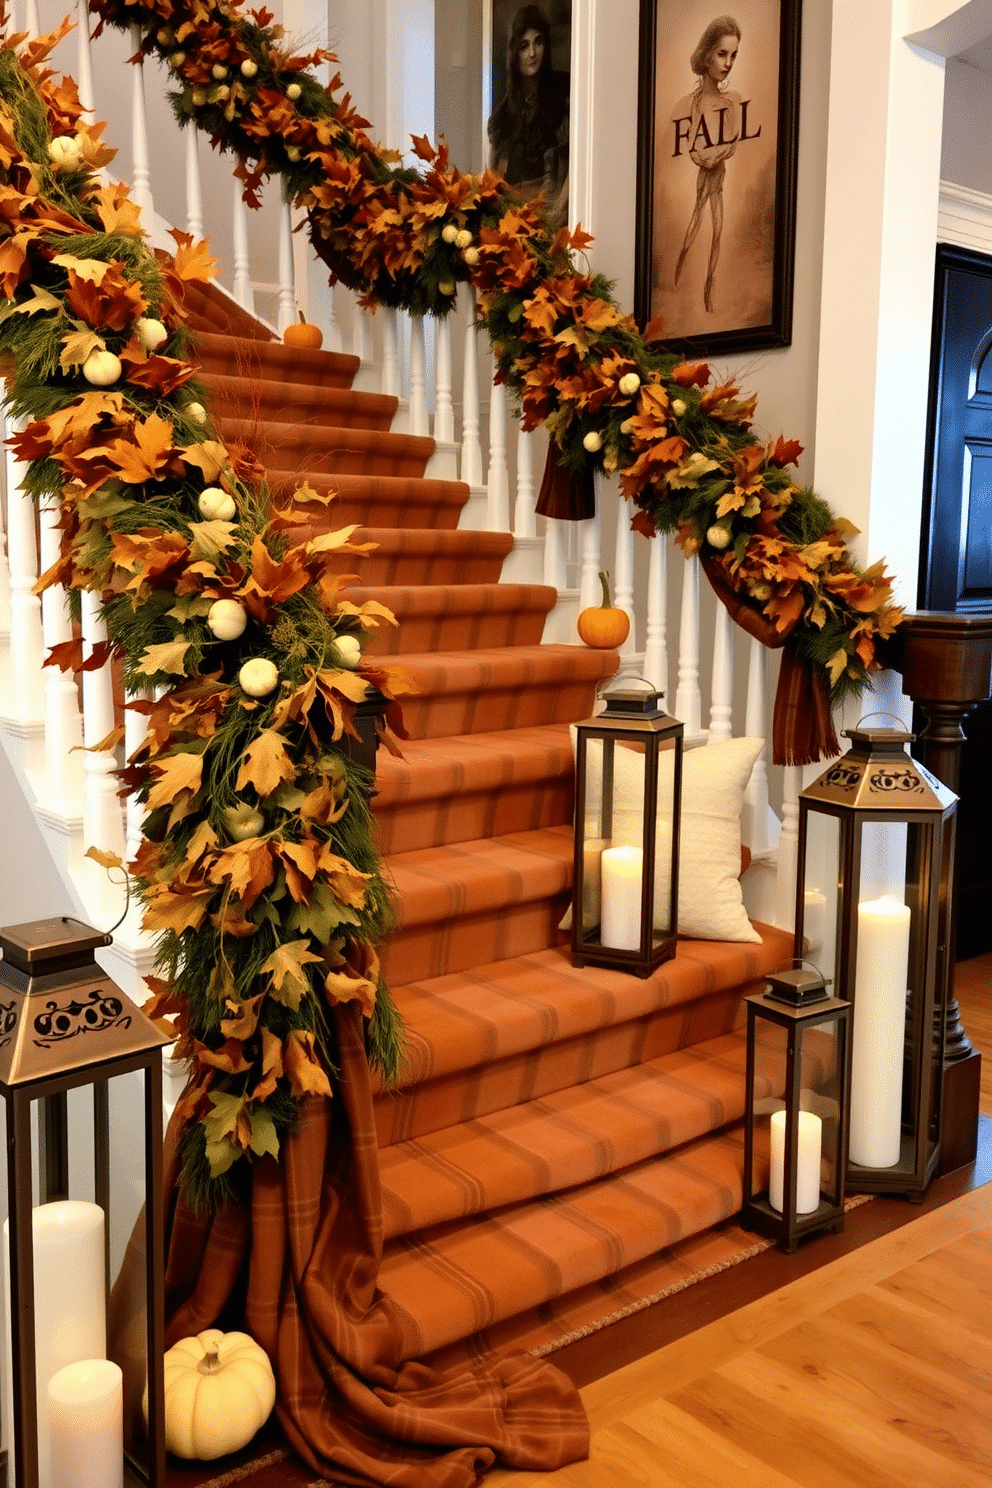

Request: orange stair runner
left=188, top=288, right=792, bottom=1366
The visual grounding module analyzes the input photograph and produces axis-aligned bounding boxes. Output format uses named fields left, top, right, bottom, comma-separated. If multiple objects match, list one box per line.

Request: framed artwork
left=634, top=0, right=802, bottom=354
left=485, top=2, right=573, bottom=230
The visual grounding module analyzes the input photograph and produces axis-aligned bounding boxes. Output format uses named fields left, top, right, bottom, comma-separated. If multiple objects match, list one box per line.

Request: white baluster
left=24, top=0, right=39, bottom=36
left=232, top=188, right=254, bottom=313
left=409, top=314, right=429, bottom=436
left=543, top=517, right=568, bottom=592
left=515, top=426, right=536, bottom=538
left=323, top=280, right=341, bottom=354
left=76, top=0, right=94, bottom=114
left=81, top=592, right=127, bottom=925
left=674, top=554, right=702, bottom=738
left=487, top=374, right=509, bottom=531
left=0, top=434, right=11, bottom=651
left=352, top=303, right=373, bottom=366
left=185, top=128, right=204, bottom=240
left=124, top=692, right=150, bottom=865
left=460, top=288, right=483, bottom=488
left=708, top=599, right=734, bottom=742
left=579, top=498, right=602, bottom=612
left=611, top=494, right=636, bottom=673
left=5, top=451, right=45, bottom=723
left=39, top=498, right=85, bottom=811
left=277, top=196, right=296, bottom=333
left=130, top=26, right=154, bottom=224
left=434, top=311, right=454, bottom=445
left=380, top=308, right=399, bottom=399
left=775, top=765, right=801, bottom=930
left=741, top=637, right=777, bottom=855
left=643, top=534, right=669, bottom=701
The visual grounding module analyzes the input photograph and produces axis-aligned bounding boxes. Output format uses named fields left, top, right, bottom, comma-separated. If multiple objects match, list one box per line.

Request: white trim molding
left=938, top=178, right=992, bottom=255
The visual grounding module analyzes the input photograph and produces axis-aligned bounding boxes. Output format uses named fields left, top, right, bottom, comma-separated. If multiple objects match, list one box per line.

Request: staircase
left=13, top=280, right=791, bottom=1366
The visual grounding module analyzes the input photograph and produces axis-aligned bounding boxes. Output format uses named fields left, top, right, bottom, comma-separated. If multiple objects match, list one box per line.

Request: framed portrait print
left=635, top=0, right=802, bottom=354
left=485, top=1, right=573, bottom=230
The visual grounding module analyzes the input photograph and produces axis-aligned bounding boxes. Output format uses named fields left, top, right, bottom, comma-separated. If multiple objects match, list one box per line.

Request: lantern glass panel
left=799, top=810, right=840, bottom=979
left=745, top=1015, right=788, bottom=1208
left=575, top=733, right=679, bottom=955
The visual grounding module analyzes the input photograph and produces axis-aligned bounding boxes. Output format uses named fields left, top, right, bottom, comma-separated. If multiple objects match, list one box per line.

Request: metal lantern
left=571, top=681, right=683, bottom=978
left=741, top=965, right=850, bottom=1253
left=794, top=726, right=957, bottom=1198
left=0, top=917, right=170, bottom=1488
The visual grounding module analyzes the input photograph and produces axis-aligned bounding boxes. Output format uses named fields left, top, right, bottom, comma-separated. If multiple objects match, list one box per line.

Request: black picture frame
left=634, top=0, right=802, bottom=355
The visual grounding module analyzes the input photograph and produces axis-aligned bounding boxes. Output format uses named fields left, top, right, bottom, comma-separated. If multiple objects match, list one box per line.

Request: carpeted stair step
left=267, top=471, right=471, bottom=529
left=193, top=328, right=359, bottom=388
left=214, top=415, right=435, bottom=478
left=386, top=644, right=618, bottom=739
left=378, top=1028, right=786, bottom=1240
left=329, top=528, right=514, bottom=586
left=379, top=1125, right=763, bottom=1361
left=182, top=280, right=276, bottom=340
left=381, top=825, right=573, bottom=986
left=198, top=370, right=397, bottom=430
left=353, top=582, right=556, bottom=655
left=372, top=725, right=575, bottom=855
left=373, top=927, right=793, bottom=1145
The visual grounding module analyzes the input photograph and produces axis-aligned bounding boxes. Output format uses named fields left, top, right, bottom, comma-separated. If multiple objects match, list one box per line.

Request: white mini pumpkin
left=154, top=1329, right=276, bottom=1461
left=222, top=803, right=265, bottom=841
left=185, top=401, right=208, bottom=425
left=239, top=657, right=279, bottom=697
left=136, top=316, right=168, bottom=353
left=335, top=634, right=362, bottom=668
left=82, top=350, right=122, bottom=386
left=241, top=58, right=258, bottom=78
left=207, top=599, right=248, bottom=641
left=198, top=486, right=237, bottom=521
left=49, top=135, right=82, bottom=170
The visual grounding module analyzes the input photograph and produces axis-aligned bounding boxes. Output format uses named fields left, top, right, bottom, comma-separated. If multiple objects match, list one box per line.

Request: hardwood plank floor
left=488, top=1184, right=992, bottom=1487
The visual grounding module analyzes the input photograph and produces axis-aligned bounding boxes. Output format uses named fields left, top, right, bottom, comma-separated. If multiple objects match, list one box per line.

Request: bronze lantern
left=571, top=681, right=683, bottom=978
left=741, top=965, right=850, bottom=1253
left=793, top=727, right=957, bottom=1198
left=0, top=917, right=170, bottom=1488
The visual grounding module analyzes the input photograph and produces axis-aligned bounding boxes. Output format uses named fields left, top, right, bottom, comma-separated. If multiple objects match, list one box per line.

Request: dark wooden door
left=920, top=244, right=992, bottom=957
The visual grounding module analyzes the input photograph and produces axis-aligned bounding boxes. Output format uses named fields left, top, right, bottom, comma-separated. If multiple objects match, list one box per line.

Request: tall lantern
left=794, top=727, right=957, bottom=1198
left=572, top=681, right=683, bottom=978
left=0, top=917, right=170, bottom=1488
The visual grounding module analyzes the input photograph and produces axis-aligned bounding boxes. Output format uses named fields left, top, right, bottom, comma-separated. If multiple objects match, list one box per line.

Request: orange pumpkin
left=283, top=313, right=323, bottom=350
left=577, top=570, right=630, bottom=648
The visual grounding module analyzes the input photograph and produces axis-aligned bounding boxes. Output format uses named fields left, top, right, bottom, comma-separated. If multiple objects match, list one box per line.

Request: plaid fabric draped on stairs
left=125, top=283, right=792, bottom=1485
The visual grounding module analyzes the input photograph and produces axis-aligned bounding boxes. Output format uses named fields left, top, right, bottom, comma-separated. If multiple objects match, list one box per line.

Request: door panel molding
left=938, top=178, right=992, bottom=256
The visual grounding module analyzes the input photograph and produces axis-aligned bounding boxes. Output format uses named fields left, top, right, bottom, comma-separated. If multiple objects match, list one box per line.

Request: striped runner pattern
left=164, top=284, right=802, bottom=1477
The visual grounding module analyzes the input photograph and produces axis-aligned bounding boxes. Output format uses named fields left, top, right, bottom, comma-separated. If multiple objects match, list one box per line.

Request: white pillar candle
left=803, top=889, right=827, bottom=953
left=850, top=894, right=911, bottom=1168
left=769, top=1108, right=823, bottom=1214
left=600, top=845, right=643, bottom=951
left=48, top=1360, right=123, bottom=1488
left=581, top=837, right=608, bottom=929
left=2, top=1201, right=106, bottom=1488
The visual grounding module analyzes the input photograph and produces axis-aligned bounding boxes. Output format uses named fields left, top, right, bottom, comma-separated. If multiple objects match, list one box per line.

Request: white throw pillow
left=567, top=733, right=764, bottom=944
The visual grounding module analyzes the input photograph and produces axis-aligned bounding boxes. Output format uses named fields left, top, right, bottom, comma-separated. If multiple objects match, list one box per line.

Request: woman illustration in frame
left=672, top=15, right=743, bottom=314
left=487, top=3, right=570, bottom=229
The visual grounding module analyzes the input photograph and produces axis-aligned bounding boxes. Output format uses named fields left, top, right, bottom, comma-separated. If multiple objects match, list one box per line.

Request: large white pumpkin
left=156, top=1329, right=276, bottom=1461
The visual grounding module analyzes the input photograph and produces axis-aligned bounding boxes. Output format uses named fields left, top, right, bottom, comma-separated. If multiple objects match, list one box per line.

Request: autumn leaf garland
left=88, top=0, right=904, bottom=723
left=0, top=24, right=407, bottom=1200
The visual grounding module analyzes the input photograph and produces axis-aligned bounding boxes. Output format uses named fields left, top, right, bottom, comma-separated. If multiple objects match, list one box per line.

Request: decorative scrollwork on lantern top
left=0, top=1001, right=17, bottom=1048
left=822, top=763, right=860, bottom=793
left=868, top=767, right=924, bottom=794
left=33, top=989, right=130, bottom=1046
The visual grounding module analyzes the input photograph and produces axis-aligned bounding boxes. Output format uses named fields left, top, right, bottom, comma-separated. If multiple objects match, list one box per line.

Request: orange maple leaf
left=168, top=230, right=220, bottom=284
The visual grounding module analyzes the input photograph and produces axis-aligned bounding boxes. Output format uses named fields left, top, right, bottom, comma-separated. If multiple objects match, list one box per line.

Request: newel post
left=889, top=611, right=992, bottom=1175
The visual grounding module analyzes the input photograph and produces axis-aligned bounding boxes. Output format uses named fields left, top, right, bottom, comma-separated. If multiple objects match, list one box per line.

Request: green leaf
left=285, top=881, right=359, bottom=943
left=188, top=518, right=237, bottom=561
left=202, top=1091, right=245, bottom=1177
left=246, top=1105, right=280, bottom=1160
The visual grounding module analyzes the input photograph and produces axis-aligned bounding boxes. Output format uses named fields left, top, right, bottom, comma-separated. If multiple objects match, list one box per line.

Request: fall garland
left=86, top=0, right=904, bottom=762
left=0, top=19, right=410, bottom=1201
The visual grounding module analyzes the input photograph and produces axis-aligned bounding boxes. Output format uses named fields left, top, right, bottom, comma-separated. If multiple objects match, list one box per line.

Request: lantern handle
left=850, top=710, right=909, bottom=731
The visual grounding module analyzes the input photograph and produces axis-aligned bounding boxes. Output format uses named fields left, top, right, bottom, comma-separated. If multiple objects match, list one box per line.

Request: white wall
left=941, top=55, right=992, bottom=191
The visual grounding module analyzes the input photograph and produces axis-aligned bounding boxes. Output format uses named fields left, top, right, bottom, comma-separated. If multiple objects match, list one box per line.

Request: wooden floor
left=489, top=1183, right=992, bottom=1486
left=488, top=956, right=992, bottom=1487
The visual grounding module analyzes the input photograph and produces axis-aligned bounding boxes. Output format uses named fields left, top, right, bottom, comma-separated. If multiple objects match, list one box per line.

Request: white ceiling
left=957, top=34, right=992, bottom=72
